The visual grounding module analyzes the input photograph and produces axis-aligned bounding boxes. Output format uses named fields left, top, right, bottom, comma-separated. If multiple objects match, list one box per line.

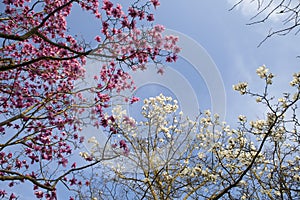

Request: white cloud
left=226, top=0, right=281, bottom=22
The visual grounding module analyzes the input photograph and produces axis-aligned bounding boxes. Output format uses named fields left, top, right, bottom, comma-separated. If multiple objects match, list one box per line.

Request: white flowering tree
left=74, top=66, right=300, bottom=200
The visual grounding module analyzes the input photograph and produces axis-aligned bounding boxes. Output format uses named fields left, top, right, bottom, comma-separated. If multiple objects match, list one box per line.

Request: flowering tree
left=230, top=0, right=300, bottom=46
left=0, top=0, right=180, bottom=199
left=75, top=66, right=300, bottom=199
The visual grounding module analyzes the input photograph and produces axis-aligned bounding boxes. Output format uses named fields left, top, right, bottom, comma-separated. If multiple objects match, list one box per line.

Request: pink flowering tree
left=0, top=0, right=180, bottom=199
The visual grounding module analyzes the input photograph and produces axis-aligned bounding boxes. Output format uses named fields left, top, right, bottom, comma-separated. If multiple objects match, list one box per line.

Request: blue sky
left=2, top=0, right=300, bottom=199
left=149, top=0, right=300, bottom=121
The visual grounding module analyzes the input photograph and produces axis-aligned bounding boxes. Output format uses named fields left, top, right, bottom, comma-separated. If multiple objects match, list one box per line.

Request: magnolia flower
left=256, top=97, right=262, bottom=103
left=79, top=152, right=90, bottom=159
left=233, top=82, right=248, bottom=95
left=256, top=65, right=269, bottom=78
left=238, top=115, right=247, bottom=122
left=290, top=72, right=300, bottom=86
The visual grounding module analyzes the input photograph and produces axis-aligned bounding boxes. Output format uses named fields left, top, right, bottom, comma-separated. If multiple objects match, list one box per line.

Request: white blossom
left=238, top=115, right=247, bottom=122
left=256, top=65, right=269, bottom=78
left=290, top=72, right=300, bottom=86
left=256, top=97, right=262, bottom=103
left=233, top=82, right=248, bottom=94
left=79, top=152, right=90, bottom=159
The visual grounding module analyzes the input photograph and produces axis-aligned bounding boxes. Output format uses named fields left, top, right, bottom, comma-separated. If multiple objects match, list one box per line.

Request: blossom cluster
left=256, top=65, right=269, bottom=78
left=290, top=72, right=300, bottom=87
left=256, top=65, right=274, bottom=84
left=233, top=82, right=248, bottom=94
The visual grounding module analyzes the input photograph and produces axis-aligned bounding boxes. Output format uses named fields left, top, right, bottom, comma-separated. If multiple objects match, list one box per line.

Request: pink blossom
left=59, top=158, right=68, bottom=167
left=71, top=162, right=76, bottom=168
left=157, top=68, right=164, bottom=75
left=130, top=96, right=139, bottom=104
left=147, top=14, right=155, bottom=21
left=151, top=0, right=160, bottom=8
left=34, top=191, right=43, bottom=198
left=0, top=190, right=7, bottom=198
left=119, top=140, right=127, bottom=149
left=9, top=193, right=16, bottom=200
left=95, top=36, right=102, bottom=42
left=69, top=177, right=77, bottom=186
